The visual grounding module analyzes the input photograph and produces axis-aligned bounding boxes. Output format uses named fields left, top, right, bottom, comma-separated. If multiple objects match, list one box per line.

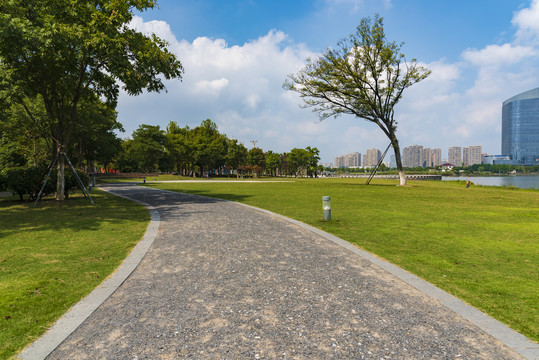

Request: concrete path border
left=17, top=185, right=539, bottom=359
left=233, top=202, right=539, bottom=359
left=18, top=189, right=160, bottom=360
left=149, top=185, right=539, bottom=360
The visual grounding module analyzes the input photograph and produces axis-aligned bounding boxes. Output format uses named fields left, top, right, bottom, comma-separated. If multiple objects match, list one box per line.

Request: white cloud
left=513, top=0, right=539, bottom=43
left=117, top=22, right=328, bottom=156
left=462, top=43, right=537, bottom=67
left=128, top=16, right=178, bottom=48
left=117, top=0, right=539, bottom=163
left=325, top=0, right=392, bottom=12
left=193, top=78, right=229, bottom=95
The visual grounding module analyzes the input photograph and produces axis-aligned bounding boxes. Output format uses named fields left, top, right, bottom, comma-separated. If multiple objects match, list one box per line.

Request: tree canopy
left=0, top=0, right=183, bottom=199
left=284, top=15, right=430, bottom=185
left=113, top=119, right=321, bottom=179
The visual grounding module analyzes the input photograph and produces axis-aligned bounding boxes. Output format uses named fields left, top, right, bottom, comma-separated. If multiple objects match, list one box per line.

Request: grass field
left=146, top=178, right=539, bottom=342
left=0, top=190, right=149, bottom=359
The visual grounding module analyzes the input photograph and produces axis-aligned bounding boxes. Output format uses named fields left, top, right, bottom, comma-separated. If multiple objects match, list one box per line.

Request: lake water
left=442, top=175, right=539, bottom=189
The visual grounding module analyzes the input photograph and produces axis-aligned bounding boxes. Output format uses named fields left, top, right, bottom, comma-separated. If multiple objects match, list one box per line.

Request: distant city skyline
left=117, top=1, right=539, bottom=164
left=332, top=144, right=483, bottom=168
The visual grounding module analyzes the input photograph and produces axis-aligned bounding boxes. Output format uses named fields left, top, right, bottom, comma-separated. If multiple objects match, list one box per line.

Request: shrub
left=0, top=166, right=89, bottom=201
left=63, top=168, right=90, bottom=199
left=1, top=167, right=44, bottom=201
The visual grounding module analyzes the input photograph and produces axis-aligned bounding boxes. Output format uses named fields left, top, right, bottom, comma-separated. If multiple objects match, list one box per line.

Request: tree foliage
left=0, top=0, right=183, bottom=199
left=0, top=166, right=88, bottom=201
left=284, top=15, right=430, bottom=185
left=113, top=119, right=322, bottom=179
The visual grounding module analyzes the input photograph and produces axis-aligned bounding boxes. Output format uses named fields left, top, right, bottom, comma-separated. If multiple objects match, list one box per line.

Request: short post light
left=322, top=196, right=331, bottom=221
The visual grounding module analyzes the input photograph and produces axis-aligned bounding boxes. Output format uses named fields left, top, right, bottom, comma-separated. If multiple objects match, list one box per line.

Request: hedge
left=0, top=167, right=89, bottom=201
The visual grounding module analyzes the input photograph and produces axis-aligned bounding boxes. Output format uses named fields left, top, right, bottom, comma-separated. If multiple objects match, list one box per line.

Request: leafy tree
left=0, top=96, right=50, bottom=168
left=115, top=139, right=139, bottom=173
left=0, top=137, right=27, bottom=169
left=305, top=146, right=321, bottom=177
left=165, top=121, right=192, bottom=174
left=280, top=153, right=292, bottom=176
left=288, top=148, right=310, bottom=176
left=70, top=95, right=123, bottom=171
left=130, top=125, right=168, bottom=172
left=190, top=119, right=227, bottom=177
left=284, top=15, right=430, bottom=186
left=0, top=0, right=183, bottom=200
left=247, top=147, right=265, bottom=178
left=265, top=151, right=281, bottom=176
left=225, top=139, right=248, bottom=178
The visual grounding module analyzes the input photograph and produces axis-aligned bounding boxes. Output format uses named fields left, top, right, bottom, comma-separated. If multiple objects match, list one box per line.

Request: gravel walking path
left=38, top=184, right=530, bottom=359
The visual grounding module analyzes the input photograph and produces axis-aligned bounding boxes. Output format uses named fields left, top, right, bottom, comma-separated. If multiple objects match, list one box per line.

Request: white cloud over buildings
left=119, top=1, right=539, bottom=162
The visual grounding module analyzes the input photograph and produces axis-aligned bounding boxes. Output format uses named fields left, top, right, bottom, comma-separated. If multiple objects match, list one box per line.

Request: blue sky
left=119, top=0, right=539, bottom=164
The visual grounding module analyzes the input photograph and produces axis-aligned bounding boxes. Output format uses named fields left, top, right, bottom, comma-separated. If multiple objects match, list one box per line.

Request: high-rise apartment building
left=364, top=148, right=381, bottom=168
left=502, top=87, right=539, bottom=165
left=432, top=148, right=442, bottom=167
left=334, top=156, right=345, bottom=168
left=448, top=146, right=462, bottom=166
left=403, top=145, right=423, bottom=168
left=463, top=145, right=482, bottom=166
left=344, top=152, right=361, bottom=168
left=402, top=145, right=442, bottom=168
left=334, top=152, right=361, bottom=168
left=422, top=148, right=432, bottom=168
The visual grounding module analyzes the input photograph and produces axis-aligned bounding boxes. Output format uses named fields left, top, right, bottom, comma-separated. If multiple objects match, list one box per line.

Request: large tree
left=165, top=121, right=192, bottom=175
left=130, top=124, right=168, bottom=173
left=190, top=119, right=228, bottom=177
left=284, top=15, right=430, bottom=186
left=0, top=0, right=183, bottom=199
left=70, top=95, right=123, bottom=170
left=225, top=139, right=248, bottom=178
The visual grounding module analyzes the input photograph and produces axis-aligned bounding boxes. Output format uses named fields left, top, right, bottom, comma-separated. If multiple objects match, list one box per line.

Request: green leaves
left=285, top=14, right=431, bottom=180
left=285, top=14, right=430, bottom=126
left=0, top=0, right=183, bottom=147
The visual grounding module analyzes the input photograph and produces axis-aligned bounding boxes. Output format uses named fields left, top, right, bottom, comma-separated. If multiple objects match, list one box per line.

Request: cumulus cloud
left=193, top=78, right=229, bottom=95
left=128, top=16, right=179, bottom=48
left=513, top=0, right=539, bottom=43
left=325, top=0, right=392, bottom=12
left=461, top=43, right=537, bottom=67
left=117, top=19, right=331, bottom=156
left=118, top=0, right=539, bottom=163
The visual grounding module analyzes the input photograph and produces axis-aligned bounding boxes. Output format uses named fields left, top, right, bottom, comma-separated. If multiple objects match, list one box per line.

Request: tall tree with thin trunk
left=284, top=15, right=430, bottom=186
left=0, top=0, right=183, bottom=199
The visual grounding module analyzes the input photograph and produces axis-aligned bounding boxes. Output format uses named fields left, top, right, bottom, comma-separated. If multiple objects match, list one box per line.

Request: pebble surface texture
left=47, top=184, right=523, bottom=359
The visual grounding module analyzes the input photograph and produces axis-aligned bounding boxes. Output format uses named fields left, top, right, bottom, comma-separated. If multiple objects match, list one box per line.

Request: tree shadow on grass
left=338, top=182, right=400, bottom=187
left=140, top=184, right=253, bottom=204
left=0, top=191, right=150, bottom=239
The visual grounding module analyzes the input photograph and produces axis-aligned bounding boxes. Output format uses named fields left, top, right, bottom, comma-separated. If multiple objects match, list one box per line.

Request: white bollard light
left=322, top=196, right=331, bottom=221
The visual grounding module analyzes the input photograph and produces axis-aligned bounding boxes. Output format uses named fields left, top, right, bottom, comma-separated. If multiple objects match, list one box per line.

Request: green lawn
left=146, top=178, right=539, bottom=341
left=0, top=190, right=149, bottom=359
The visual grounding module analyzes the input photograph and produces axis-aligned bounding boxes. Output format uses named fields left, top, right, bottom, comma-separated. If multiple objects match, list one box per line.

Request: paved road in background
left=43, top=184, right=527, bottom=359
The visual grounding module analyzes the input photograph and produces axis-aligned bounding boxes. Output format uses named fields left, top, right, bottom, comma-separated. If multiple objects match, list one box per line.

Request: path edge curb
left=18, top=187, right=160, bottom=360
left=141, top=185, right=538, bottom=359
left=230, top=201, right=539, bottom=360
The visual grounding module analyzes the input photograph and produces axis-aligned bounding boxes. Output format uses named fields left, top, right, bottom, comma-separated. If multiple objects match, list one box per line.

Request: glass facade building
left=502, top=87, right=539, bottom=165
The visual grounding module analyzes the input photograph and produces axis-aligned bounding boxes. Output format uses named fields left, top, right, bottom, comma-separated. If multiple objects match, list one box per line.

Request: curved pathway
left=22, top=184, right=536, bottom=359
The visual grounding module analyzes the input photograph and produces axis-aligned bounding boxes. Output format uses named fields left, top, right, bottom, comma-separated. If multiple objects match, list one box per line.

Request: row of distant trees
left=1, top=111, right=322, bottom=180
left=117, top=119, right=322, bottom=178
left=2, top=4, right=432, bottom=195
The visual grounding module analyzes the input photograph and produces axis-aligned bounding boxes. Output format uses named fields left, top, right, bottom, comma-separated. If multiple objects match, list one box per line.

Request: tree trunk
left=56, top=153, right=65, bottom=200
left=391, top=135, right=407, bottom=186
